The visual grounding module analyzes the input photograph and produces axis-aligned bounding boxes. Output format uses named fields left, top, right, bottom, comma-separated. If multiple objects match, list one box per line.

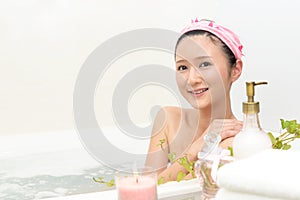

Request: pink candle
left=117, top=175, right=157, bottom=200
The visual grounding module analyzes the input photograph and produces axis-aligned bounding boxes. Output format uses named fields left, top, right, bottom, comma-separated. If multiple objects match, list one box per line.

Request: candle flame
left=133, top=162, right=139, bottom=184
left=134, top=171, right=139, bottom=184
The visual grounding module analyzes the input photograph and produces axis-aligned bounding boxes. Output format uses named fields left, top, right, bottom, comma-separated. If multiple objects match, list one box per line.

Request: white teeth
left=191, top=88, right=208, bottom=94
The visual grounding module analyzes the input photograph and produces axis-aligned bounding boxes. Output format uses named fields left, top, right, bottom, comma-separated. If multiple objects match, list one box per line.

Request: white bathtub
left=45, top=179, right=201, bottom=200
left=0, top=129, right=201, bottom=200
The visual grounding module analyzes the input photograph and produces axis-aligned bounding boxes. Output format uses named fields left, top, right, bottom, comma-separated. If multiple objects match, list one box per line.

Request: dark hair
left=175, top=30, right=237, bottom=68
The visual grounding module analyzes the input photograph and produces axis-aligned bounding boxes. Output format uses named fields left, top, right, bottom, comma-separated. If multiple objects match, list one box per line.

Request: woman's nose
left=187, top=66, right=202, bottom=85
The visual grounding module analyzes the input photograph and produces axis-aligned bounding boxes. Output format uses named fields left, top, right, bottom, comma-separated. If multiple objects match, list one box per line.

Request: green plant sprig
left=268, top=119, right=300, bottom=150
left=158, top=138, right=196, bottom=184
left=93, top=177, right=115, bottom=187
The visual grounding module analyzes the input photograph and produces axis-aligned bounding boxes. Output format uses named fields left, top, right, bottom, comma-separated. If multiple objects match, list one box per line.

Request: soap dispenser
left=233, top=81, right=272, bottom=159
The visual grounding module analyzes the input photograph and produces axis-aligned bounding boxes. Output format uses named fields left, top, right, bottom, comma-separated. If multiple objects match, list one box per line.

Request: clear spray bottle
left=232, top=81, right=272, bottom=159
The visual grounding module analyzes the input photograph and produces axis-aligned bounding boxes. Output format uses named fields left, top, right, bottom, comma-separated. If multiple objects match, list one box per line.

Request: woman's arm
left=146, top=107, right=197, bottom=182
left=145, top=108, right=170, bottom=174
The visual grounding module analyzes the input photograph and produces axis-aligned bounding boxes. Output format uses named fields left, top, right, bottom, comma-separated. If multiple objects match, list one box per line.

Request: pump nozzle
left=243, top=81, right=268, bottom=114
left=246, top=82, right=268, bottom=102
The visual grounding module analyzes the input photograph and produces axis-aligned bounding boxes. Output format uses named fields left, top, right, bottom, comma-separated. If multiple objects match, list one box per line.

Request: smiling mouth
left=188, top=88, right=209, bottom=95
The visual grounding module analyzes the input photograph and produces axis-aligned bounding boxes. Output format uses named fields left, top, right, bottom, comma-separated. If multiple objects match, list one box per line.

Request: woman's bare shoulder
left=158, top=106, right=193, bottom=120
left=158, top=106, right=198, bottom=121
left=157, top=107, right=197, bottom=134
left=160, top=106, right=181, bottom=115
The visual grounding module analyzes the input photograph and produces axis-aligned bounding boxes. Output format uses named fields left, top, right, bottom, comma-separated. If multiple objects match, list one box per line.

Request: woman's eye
left=199, top=62, right=211, bottom=68
left=177, top=65, right=188, bottom=71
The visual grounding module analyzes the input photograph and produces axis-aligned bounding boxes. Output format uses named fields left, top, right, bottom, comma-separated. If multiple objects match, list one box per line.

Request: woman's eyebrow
left=176, top=55, right=212, bottom=63
left=194, top=55, right=212, bottom=60
left=175, top=59, right=186, bottom=63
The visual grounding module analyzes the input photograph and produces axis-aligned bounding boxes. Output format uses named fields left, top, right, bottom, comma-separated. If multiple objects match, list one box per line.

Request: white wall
left=1, top=0, right=300, bottom=134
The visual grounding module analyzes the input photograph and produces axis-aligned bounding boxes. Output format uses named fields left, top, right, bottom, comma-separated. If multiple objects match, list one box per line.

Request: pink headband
left=180, top=19, right=243, bottom=60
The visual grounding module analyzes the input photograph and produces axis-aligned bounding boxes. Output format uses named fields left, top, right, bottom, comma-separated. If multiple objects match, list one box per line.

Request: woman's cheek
left=202, top=68, right=227, bottom=100
left=176, top=73, right=187, bottom=94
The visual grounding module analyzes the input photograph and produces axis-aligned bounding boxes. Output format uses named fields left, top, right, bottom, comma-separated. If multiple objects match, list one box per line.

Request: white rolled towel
left=217, top=149, right=300, bottom=200
left=216, top=189, right=285, bottom=200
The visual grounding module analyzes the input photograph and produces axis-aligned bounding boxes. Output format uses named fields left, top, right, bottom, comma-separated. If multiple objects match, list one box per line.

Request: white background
left=1, top=0, right=300, bottom=135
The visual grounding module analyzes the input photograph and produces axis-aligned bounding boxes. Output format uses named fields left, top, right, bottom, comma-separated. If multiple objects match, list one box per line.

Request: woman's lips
left=188, top=88, right=209, bottom=97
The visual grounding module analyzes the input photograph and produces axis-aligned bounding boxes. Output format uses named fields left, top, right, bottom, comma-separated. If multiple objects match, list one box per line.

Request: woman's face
left=175, top=35, right=233, bottom=110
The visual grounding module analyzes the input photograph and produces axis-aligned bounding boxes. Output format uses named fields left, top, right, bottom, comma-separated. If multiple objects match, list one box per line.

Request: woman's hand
left=211, top=119, right=243, bottom=149
left=209, top=119, right=243, bottom=141
left=186, top=119, right=242, bottom=161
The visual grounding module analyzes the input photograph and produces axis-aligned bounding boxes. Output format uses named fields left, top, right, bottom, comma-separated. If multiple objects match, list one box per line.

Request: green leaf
left=227, top=146, right=234, bottom=156
left=157, top=177, right=165, bottom=185
left=180, top=156, right=188, bottom=165
left=93, top=177, right=104, bottom=183
left=179, top=158, right=189, bottom=171
left=268, top=132, right=276, bottom=145
left=280, top=119, right=288, bottom=129
left=157, top=139, right=166, bottom=148
left=283, top=143, right=292, bottom=150
left=272, top=140, right=283, bottom=149
left=277, top=141, right=283, bottom=149
left=93, top=177, right=115, bottom=187
left=159, top=139, right=165, bottom=144
left=167, top=152, right=176, bottom=163
left=176, top=171, right=186, bottom=182
left=106, top=179, right=115, bottom=187
left=275, top=118, right=300, bottom=150
left=288, top=120, right=298, bottom=133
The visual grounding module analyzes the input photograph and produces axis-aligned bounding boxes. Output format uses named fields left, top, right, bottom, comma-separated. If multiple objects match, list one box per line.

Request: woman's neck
left=196, top=100, right=236, bottom=132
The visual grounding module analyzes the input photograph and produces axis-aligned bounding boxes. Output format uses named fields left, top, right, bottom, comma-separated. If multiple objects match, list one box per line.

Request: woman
left=145, top=19, right=244, bottom=182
